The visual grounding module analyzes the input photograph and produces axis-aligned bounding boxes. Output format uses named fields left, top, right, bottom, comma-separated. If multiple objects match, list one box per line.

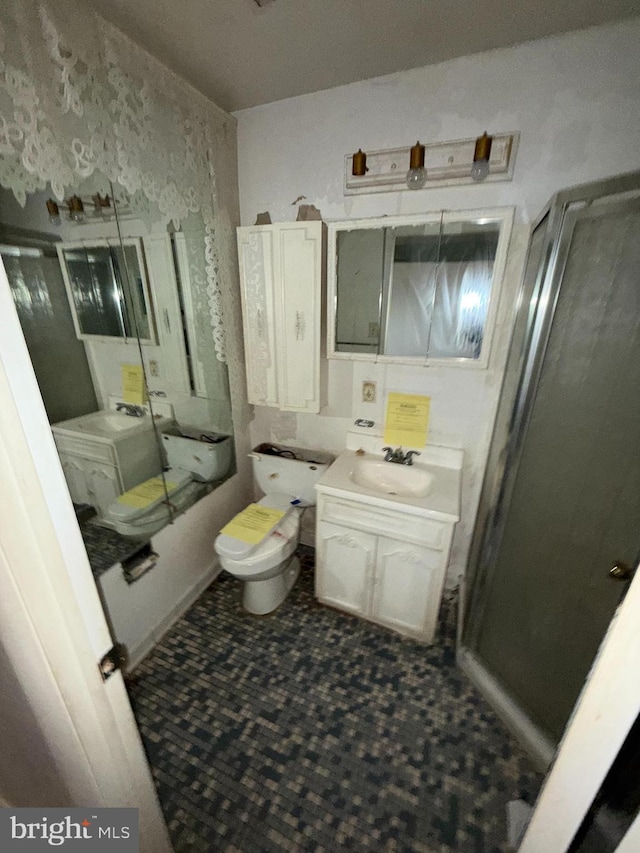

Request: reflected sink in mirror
left=55, top=408, right=173, bottom=438
left=75, top=411, right=153, bottom=434
left=351, top=458, right=434, bottom=498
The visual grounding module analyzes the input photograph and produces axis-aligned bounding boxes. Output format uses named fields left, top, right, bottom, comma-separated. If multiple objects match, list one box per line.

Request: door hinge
left=99, top=643, right=128, bottom=681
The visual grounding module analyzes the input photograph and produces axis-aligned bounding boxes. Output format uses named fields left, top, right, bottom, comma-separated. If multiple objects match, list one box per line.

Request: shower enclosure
left=461, top=171, right=640, bottom=763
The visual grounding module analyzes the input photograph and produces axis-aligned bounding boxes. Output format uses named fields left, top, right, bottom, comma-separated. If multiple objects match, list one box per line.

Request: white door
left=316, top=522, right=375, bottom=616
left=0, top=261, right=171, bottom=851
left=372, top=538, right=441, bottom=640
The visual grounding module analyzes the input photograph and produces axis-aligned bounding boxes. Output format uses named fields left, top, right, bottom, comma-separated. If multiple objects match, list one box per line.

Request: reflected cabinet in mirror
left=328, top=208, right=513, bottom=367
left=58, top=239, right=155, bottom=342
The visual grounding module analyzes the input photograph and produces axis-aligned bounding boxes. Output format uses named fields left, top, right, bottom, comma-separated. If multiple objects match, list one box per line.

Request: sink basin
left=75, top=411, right=149, bottom=434
left=52, top=408, right=172, bottom=440
left=351, top=458, right=434, bottom=498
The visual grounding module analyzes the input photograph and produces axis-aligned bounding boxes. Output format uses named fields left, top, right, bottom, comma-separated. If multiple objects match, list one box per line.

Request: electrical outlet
left=149, top=360, right=159, bottom=377
left=362, top=381, right=376, bottom=403
left=368, top=322, right=380, bottom=339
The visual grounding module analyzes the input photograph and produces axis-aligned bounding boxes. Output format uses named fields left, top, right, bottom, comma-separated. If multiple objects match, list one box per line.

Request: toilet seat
left=215, top=493, right=297, bottom=561
left=107, top=467, right=192, bottom=531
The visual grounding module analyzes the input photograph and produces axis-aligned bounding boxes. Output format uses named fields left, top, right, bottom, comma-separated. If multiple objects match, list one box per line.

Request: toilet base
left=242, top=555, right=301, bottom=615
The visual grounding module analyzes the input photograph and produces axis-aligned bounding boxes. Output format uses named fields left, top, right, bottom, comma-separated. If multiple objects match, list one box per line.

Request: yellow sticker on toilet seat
left=220, top=503, right=286, bottom=545
left=117, top=477, right=177, bottom=509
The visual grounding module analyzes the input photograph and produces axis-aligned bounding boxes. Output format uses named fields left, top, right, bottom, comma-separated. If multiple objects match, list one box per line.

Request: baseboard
left=457, top=646, right=555, bottom=774
left=126, top=561, right=222, bottom=672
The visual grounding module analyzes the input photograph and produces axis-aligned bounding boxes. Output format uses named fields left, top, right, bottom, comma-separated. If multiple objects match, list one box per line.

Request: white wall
left=235, top=18, right=640, bottom=584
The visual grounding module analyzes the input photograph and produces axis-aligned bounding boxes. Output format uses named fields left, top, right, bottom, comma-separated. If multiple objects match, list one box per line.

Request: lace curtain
left=0, top=0, right=249, bottom=427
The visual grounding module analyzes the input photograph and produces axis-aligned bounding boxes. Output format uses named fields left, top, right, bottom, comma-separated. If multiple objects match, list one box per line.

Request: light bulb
left=472, top=132, right=493, bottom=182
left=48, top=213, right=61, bottom=226
left=406, top=140, right=427, bottom=190
left=406, top=166, right=427, bottom=189
left=471, top=159, right=490, bottom=182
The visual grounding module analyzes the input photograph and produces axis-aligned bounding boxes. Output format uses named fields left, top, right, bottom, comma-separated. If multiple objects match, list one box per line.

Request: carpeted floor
left=127, top=556, right=541, bottom=852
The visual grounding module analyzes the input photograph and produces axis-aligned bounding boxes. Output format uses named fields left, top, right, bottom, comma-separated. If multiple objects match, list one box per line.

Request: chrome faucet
left=381, top=446, right=421, bottom=466
left=116, top=403, right=146, bottom=417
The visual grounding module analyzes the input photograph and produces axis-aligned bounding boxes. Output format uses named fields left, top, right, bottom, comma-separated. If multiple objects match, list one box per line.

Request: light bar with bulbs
left=345, top=132, right=518, bottom=195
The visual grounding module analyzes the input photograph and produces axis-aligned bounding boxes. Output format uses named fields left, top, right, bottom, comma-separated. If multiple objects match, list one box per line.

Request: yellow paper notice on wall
left=122, top=363, right=147, bottom=405
left=384, top=392, right=431, bottom=448
left=221, top=503, right=287, bottom=545
left=117, top=477, right=177, bottom=510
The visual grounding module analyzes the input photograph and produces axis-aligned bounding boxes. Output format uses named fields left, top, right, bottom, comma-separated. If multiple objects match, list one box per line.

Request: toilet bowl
left=214, top=443, right=332, bottom=615
left=105, top=428, right=232, bottom=538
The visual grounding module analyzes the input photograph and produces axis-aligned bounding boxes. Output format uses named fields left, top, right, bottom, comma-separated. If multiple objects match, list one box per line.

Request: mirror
left=329, top=208, right=513, bottom=366
left=0, top=173, right=236, bottom=566
left=58, top=240, right=155, bottom=342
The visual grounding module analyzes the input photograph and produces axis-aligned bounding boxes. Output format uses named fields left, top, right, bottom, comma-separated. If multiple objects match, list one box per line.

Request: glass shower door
left=464, top=179, right=640, bottom=743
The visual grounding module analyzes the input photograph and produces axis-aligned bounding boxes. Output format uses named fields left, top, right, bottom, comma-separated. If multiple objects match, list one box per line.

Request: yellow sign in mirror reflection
left=122, top=363, right=146, bottom=405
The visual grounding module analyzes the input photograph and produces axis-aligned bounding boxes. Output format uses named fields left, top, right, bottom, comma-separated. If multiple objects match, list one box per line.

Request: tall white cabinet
left=237, top=221, right=325, bottom=413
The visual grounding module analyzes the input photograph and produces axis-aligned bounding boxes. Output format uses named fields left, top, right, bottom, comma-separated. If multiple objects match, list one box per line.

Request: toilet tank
left=163, top=428, right=233, bottom=482
left=251, top=443, right=333, bottom=506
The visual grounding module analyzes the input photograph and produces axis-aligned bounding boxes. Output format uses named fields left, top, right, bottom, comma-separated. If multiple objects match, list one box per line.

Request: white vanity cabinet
left=314, top=446, right=462, bottom=643
left=54, top=434, right=124, bottom=516
left=237, top=221, right=325, bottom=413
left=52, top=419, right=165, bottom=518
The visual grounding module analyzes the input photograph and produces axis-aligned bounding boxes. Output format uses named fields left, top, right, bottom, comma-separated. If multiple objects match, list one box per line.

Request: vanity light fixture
left=46, top=198, right=61, bottom=226
left=67, top=195, right=85, bottom=222
left=352, top=149, right=368, bottom=177
left=45, top=193, right=113, bottom=225
left=92, top=193, right=112, bottom=216
left=406, top=141, right=427, bottom=189
left=344, top=132, right=517, bottom=194
left=471, top=132, right=493, bottom=182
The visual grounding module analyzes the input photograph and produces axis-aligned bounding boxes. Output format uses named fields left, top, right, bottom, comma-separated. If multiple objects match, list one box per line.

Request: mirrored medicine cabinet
left=327, top=208, right=514, bottom=368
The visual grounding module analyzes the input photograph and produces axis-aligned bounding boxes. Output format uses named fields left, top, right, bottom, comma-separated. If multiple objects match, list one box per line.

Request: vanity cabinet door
left=372, top=538, right=445, bottom=642
left=85, top=462, right=122, bottom=517
left=60, top=453, right=91, bottom=506
left=316, top=522, right=376, bottom=616
left=237, top=226, right=279, bottom=407
left=273, top=222, right=324, bottom=413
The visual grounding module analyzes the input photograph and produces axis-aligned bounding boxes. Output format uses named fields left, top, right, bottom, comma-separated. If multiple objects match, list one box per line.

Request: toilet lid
left=215, top=492, right=296, bottom=560
left=108, top=468, right=192, bottom=523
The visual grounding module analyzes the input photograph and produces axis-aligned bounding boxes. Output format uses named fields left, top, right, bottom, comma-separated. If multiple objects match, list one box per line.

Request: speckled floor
left=127, top=557, right=541, bottom=852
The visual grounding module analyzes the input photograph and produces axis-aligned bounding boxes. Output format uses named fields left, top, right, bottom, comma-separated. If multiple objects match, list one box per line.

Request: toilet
left=106, top=429, right=232, bottom=538
left=214, top=443, right=332, bottom=615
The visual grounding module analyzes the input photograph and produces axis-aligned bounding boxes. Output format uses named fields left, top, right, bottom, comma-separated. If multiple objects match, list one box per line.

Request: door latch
left=98, top=643, right=128, bottom=681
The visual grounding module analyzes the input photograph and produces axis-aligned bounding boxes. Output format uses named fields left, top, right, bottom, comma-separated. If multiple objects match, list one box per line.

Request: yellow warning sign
left=384, top=392, right=430, bottom=448
left=117, top=477, right=176, bottom=509
left=220, top=503, right=287, bottom=545
left=122, top=363, right=146, bottom=405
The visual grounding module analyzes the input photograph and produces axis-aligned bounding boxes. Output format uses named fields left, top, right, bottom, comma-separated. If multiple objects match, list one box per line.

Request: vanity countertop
left=315, top=446, right=462, bottom=523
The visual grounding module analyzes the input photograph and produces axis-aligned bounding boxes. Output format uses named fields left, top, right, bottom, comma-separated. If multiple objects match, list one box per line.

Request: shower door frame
left=458, top=171, right=640, bottom=769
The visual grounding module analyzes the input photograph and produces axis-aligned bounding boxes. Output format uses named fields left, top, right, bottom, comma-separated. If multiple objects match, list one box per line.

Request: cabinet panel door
left=372, top=538, right=445, bottom=641
left=237, top=227, right=279, bottom=407
left=316, top=522, right=375, bottom=616
left=85, top=463, right=121, bottom=516
left=60, top=454, right=90, bottom=506
left=274, top=222, right=323, bottom=413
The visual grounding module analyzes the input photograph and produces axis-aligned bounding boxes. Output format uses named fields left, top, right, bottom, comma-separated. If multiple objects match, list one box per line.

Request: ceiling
left=87, top=0, right=640, bottom=112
